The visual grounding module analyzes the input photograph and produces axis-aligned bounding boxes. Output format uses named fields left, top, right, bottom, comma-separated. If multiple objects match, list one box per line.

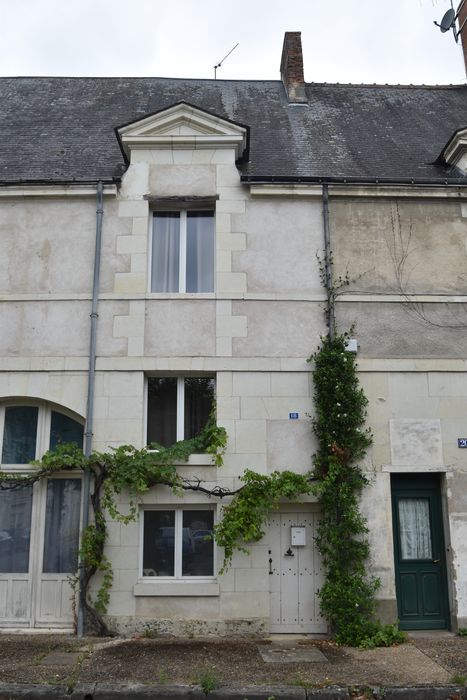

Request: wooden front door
left=391, top=473, right=450, bottom=630
left=269, top=509, right=326, bottom=634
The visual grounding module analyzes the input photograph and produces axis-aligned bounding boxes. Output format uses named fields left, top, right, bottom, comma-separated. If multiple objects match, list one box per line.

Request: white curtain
left=43, top=479, right=82, bottom=573
left=186, top=212, right=214, bottom=293
left=398, top=497, right=432, bottom=560
left=152, top=213, right=180, bottom=292
left=0, top=486, right=33, bottom=573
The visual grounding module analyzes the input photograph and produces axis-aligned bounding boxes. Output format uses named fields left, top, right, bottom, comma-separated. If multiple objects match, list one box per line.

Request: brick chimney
left=280, top=32, right=307, bottom=103
left=457, top=0, right=467, bottom=75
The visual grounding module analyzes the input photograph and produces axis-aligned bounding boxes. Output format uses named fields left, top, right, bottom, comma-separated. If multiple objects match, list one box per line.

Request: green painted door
left=391, top=474, right=450, bottom=631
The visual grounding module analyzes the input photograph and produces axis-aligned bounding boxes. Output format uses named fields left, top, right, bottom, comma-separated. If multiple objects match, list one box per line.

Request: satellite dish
left=439, top=7, right=456, bottom=32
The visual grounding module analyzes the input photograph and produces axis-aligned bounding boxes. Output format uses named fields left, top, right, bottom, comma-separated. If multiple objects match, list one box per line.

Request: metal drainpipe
left=77, top=180, right=104, bottom=638
left=322, top=184, right=335, bottom=339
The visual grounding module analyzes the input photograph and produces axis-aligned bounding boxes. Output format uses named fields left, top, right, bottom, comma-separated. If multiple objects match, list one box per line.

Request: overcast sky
left=0, top=0, right=465, bottom=84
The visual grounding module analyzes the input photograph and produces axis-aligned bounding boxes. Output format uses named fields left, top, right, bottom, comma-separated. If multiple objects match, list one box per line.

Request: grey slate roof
left=0, top=76, right=466, bottom=183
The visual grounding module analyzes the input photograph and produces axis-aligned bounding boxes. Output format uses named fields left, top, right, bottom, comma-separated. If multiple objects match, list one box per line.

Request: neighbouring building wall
left=331, top=192, right=467, bottom=629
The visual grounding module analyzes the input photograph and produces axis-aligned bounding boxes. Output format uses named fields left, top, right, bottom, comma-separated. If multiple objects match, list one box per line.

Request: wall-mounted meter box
left=291, top=526, right=306, bottom=546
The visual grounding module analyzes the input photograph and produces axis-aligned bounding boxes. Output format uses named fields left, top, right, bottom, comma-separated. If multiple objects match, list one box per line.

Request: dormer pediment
left=116, top=102, right=248, bottom=160
left=439, top=126, right=467, bottom=175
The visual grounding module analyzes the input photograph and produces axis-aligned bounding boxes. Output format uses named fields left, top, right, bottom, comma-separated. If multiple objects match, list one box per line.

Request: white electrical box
left=345, top=338, right=358, bottom=353
left=291, top=526, right=306, bottom=546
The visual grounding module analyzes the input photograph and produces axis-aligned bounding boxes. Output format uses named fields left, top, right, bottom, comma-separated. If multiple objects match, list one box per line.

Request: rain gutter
left=77, top=180, right=104, bottom=638
left=241, top=175, right=467, bottom=186
left=322, top=184, right=335, bottom=339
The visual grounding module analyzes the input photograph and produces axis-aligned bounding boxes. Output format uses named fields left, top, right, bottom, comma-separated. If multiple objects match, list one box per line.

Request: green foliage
left=79, top=519, right=113, bottom=615
left=214, top=469, right=312, bottom=572
left=100, top=445, right=183, bottom=523
left=1, top=340, right=405, bottom=648
left=0, top=442, right=86, bottom=489
left=357, top=622, right=406, bottom=649
left=318, top=251, right=350, bottom=328
left=99, top=408, right=227, bottom=524
left=11, top=413, right=227, bottom=630
left=452, top=674, right=467, bottom=686
left=458, top=628, right=467, bottom=637
left=195, top=666, right=220, bottom=693
left=309, top=333, right=403, bottom=648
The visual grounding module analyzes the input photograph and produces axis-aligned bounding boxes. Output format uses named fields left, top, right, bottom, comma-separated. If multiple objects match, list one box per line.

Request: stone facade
left=0, top=51, right=467, bottom=636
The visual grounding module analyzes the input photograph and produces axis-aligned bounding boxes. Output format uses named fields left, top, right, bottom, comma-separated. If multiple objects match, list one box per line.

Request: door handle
left=432, top=559, right=440, bottom=564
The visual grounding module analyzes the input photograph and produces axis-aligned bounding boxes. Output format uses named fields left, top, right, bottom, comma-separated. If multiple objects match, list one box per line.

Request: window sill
left=146, top=293, right=215, bottom=300
left=133, top=581, right=219, bottom=597
left=182, top=453, right=215, bottom=466
left=146, top=452, right=215, bottom=467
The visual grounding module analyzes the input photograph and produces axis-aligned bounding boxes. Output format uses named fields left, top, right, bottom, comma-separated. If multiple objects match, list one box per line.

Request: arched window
left=0, top=402, right=84, bottom=467
left=0, top=401, right=84, bottom=628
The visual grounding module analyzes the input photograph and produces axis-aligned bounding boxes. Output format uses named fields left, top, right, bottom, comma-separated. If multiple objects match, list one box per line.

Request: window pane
left=2, top=406, right=38, bottom=464
left=147, top=377, right=177, bottom=447
left=143, top=511, right=175, bottom=577
left=398, top=498, right=433, bottom=560
left=0, top=485, right=33, bottom=573
left=182, top=510, right=214, bottom=576
left=43, top=479, right=82, bottom=573
left=50, top=411, right=84, bottom=450
left=184, top=378, right=215, bottom=440
left=186, top=211, right=214, bottom=293
left=152, top=213, right=180, bottom=292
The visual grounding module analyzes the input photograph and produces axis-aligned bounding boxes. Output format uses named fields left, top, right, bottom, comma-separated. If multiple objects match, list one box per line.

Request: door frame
left=391, top=472, right=450, bottom=631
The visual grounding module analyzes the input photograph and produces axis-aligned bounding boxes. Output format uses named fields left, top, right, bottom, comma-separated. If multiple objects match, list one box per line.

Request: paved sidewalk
left=0, top=632, right=464, bottom=699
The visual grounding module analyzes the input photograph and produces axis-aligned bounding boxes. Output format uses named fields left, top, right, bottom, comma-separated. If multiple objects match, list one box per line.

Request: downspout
left=322, top=184, right=335, bottom=339
left=78, top=180, right=104, bottom=637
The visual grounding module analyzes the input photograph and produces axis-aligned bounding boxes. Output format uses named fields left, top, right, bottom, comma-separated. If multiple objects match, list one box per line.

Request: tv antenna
left=213, top=43, right=239, bottom=79
left=434, top=0, right=467, bottom=43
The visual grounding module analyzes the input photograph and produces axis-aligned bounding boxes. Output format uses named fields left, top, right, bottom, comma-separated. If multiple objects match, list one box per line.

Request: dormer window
left=439, top=126, right=467, bottom=175
left=151, top=210, right=215, bottom=293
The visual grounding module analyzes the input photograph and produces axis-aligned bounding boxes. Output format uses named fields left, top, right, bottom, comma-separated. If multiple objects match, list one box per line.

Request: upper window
left=147, top=376, right=215, bottom=448
left=151, top=210, right=215, bottom=293
left=0, top=404, right=84, bottom=466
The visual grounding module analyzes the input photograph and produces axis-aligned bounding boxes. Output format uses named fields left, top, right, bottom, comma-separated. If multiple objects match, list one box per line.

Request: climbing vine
left=0, top=337, right=404, bottom=645
left=309, top=332, right=404, bottom=647
left=0, top=409, right=229, bottom=636
left=214, top=469, right=313, bottom=572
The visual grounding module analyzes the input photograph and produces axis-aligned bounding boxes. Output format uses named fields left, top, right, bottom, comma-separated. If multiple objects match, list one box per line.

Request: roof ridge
left=0, top=76, right=465, bottom=89
left=306, top=82, right=467, bottom=89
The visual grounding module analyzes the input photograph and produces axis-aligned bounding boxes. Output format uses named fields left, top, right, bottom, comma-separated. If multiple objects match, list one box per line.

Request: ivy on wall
left=0, top=343, right=404, bottom=645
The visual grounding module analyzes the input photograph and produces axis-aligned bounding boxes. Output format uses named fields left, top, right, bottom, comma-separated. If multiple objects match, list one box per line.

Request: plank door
left=269, top=510, right=326, bottom=633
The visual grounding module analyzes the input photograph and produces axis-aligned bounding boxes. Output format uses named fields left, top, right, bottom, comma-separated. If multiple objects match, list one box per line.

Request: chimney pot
left=280, top=32, right=307, bottom=103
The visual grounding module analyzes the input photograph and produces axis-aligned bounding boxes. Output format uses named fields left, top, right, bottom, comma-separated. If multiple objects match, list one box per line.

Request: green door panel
left=391, top=474, right=450, bottom=631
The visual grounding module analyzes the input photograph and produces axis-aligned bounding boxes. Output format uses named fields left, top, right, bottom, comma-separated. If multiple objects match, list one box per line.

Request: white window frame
left=146, top=375, right=215, bottom=445
left=139, top=505, right=216, bottom=581
left=150, top=209, right=215, bottom=294
left=0, top=401, right=84, bottom=472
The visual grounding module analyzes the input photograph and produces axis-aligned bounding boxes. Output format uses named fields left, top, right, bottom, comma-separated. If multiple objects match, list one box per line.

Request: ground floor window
left=142, top=508, right=214, bottom=578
